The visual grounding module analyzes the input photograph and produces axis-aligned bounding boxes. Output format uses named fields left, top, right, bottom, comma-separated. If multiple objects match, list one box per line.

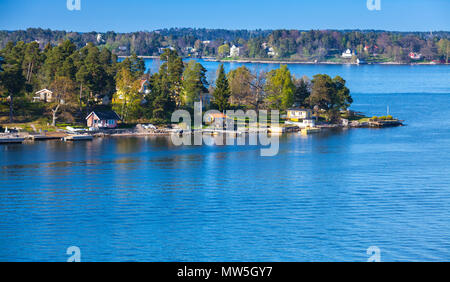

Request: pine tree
left=182, top=60, right=208, bottom=107
left=293, top=76, right=310, bottom=107
left=212, top=64, right=230, bottom=112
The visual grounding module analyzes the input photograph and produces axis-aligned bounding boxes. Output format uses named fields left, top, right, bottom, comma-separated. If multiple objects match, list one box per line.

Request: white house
left=342, top=49, right=353, bottom=58
left=409, top=52, right=422, bottom=60
left=33, top=89, right=54, bottom=103
left=268, top=47, right=277, bottom=57
left=286, top=108, right=316, bottom=128
left=230, top=45, right=240, bottom=57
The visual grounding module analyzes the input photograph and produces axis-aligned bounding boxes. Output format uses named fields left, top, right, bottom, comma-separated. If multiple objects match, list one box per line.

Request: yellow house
left=286, top=108, right=313, bottom=122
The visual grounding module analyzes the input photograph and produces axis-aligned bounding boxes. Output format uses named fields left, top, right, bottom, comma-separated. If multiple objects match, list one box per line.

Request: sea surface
left=0, top=62, right=449, bottom=261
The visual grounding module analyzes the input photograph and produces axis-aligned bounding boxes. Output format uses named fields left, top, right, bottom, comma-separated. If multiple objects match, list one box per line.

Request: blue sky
left=0, top=0, right=448, bottom=32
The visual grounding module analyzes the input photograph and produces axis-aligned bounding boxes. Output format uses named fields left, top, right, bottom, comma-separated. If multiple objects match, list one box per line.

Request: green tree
left=23, top=41, right=43, bottom=84
left=218, top=44, right=230, bottom=58
left=148, top=72, right=176, bottom=122
left=159, top=49, right=184, bottom=107
left=212, top=64, right=231, bottom=112
left=119, top=53, right=145, bottom=79
left=49, top=76, right=77, bottom=126
left=41, top=40, right=76, bottom=87
left=293, top=75, right=310, bottom=107
left=265, top=65, right=295, bottom=110
left=437, top=39, right=449, bottom=63
left=308, top=74, right=352, bottom=121
left=181, top=60, right=208, bottom=107
left=0, top=44, right=26, bottom=122
left=228, top=65, right=252, bottom=106
left=112, top=67, right=142, bottom=122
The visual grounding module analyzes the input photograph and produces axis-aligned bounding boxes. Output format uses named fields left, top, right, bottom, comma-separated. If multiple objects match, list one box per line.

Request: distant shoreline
left=119, top=55, right=448, bottom=66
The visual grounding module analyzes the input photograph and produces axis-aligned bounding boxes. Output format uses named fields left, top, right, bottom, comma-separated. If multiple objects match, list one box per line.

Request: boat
left=300, top=127, right=321, bottom=135
left=62, top=134, right=94, bottom=141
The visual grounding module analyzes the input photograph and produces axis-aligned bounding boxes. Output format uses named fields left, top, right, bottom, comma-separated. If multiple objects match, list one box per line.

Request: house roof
left=287, top=108, right=312, bottom=112
left=35, top=88, right=53, bottom=94
left=207, top=113, right=227, bottom=118
left=86, top=110, right=121, bottom=121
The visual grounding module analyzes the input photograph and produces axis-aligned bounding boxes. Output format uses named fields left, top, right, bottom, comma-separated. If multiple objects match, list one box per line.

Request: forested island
left=1, top=28, right=449, bottom=64
left=0, top=39, right=362, bottom=132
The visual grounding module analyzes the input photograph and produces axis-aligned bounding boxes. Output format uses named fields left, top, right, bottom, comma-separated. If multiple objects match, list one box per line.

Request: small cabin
left=342, top=49, right=353, bottom=58
left=86, top=110, right=121, bottom=129
left=287, top=108, right=313, bottom=121
left=409, top=52, right=422, bottom=60
left=204, top=113, right=227, bottom=125
left=33, top=89, right=54, bottom=103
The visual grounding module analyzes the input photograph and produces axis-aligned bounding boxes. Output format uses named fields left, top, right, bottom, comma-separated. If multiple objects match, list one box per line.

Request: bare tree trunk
left=9, top=95, right=14, bottom=123
left=26, top=62, right=31, bottom=82
left=51, top=104, right=61, bottom=127
left=28, top=62, right=34, bottom=83
left=79, top=83, right=83, bottom=114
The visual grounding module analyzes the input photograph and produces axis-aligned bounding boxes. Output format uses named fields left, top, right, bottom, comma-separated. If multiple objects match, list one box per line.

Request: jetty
left=0, top=134, right=25, bottom=144
left=62, top=134, right=94, bottom=141
left=30, top=132, right=68, bottom=141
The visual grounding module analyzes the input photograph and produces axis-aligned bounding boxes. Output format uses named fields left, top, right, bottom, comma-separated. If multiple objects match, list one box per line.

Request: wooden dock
left=0, top=136, right=25, bottom=144
left=62, top=135, right=94, bottom=141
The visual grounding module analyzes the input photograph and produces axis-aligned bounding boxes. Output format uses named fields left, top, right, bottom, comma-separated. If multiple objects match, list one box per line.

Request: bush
left=149, top=118, right=167, bottom=125
left=371, top=116, right=378, bottom=121
left=386, top=115, right=393, bottom=120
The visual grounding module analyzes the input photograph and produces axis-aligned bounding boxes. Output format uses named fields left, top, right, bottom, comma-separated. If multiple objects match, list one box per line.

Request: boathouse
left=86, top=110, right=121, bottom=129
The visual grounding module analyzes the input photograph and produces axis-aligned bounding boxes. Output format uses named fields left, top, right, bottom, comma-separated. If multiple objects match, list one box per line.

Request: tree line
left=1, top=28, right=448, bottom=63
left=0, top=40, right=352, bottom=126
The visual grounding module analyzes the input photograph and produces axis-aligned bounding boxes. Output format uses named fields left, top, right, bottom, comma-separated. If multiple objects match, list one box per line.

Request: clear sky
left=0, top=0, right=448, bottom=32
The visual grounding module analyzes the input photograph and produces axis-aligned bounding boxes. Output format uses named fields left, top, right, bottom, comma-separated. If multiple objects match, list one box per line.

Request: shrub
left=386, top=115, right=393, bottom=120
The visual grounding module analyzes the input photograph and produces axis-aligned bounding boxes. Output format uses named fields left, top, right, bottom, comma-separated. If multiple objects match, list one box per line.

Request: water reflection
left=1, top=92, right=450, bottom=261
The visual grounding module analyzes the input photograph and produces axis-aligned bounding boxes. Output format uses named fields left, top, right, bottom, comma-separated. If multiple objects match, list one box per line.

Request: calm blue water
left=1, top=63, right=450, bottom=262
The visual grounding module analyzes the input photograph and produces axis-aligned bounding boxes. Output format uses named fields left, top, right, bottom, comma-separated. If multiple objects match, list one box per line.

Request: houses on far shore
left=341, top=49, right=353, bottom=59
left=408, top=52, right=422, bottom=60
left=229, top=45, right=240, bottom=57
